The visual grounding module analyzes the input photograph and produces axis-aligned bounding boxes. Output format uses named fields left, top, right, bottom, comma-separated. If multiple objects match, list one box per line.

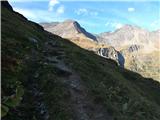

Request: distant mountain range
left=41, top=20, right=160, bottom=81
left=97, top=24, right=159, bottom=51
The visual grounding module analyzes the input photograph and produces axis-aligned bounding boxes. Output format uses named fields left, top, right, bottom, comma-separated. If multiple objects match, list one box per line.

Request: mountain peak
left=120, top=24, right=142, bottom=30
left=62, top=19, right=80, bottom=30
left=121, top=24, right=160, bottom=33
left=63, top=19, right=77, bottom=23
left=42, top=19, right=97, bottom=41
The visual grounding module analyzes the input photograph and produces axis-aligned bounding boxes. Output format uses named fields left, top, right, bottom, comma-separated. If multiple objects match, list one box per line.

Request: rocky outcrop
left=97, top=47, right=124, bottom=67
left=128, top=44, right=141, bottom=53
left=121, top=44, right=141, bottom=55
left=1, top=1, right=13, bottom=11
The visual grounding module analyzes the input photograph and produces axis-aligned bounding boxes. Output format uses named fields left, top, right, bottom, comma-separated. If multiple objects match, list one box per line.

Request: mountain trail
left=45, top=41, right=113, bottom=120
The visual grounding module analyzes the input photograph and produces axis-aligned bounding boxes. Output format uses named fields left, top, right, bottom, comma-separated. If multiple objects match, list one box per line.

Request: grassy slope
left=2, top=3, right=160, bottom=120
left=2, top=5, right=72, bottom=120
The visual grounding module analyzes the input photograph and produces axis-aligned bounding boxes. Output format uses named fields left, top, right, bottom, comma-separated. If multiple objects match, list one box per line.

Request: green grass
left=2, top=2, right=160, bottom=120
left=60, top=39, right=160, bottom=119
left=2, top=6, right=72, bottom=120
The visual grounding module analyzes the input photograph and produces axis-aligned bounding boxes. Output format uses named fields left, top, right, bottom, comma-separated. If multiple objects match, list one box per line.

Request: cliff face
left=97, top=47, right=124, bottom=67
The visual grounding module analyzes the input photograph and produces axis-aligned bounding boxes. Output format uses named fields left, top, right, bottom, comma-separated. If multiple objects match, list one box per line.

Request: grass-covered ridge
left=1, top=1, right=160, bottom=120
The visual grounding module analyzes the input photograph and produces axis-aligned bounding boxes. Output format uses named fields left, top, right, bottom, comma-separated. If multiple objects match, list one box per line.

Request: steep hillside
left=1, top=1, right=160, bottom=120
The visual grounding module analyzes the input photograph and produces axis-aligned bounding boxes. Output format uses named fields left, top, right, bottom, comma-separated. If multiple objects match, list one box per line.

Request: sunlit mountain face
left=10, top=0, right=160, bottom=34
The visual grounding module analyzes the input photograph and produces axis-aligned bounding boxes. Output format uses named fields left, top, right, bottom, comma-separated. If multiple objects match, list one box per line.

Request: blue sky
left=9, top=0, right=160, bottom=34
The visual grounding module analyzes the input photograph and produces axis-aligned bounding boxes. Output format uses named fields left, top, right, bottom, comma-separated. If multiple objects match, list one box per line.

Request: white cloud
left=75, top=8, right=98, bottom=16
left=128, top=7, right=135, bottom=12
left=105, top=21, right=124, bottom=29
left=56, top=5, right=65, bottom=15
left=48, top=0, right=59, bottom=11
left=90, top=11, right=98, bottom=16
left=150, top=19, right=160, bottom=27
left=75, top=8, right=88, bottom=15
left=115, top=23, right=123, bottom=29
left=105, top=22, right=110, bottom=26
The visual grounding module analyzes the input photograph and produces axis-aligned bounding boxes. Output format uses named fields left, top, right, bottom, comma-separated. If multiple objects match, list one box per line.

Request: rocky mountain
left=97, top=25, right=159, bottom=51
left=41, top=20, right=97, bottom=41
left=2, top=1, right=160, bottom=120
left=97, top=25, right=160, bottom=81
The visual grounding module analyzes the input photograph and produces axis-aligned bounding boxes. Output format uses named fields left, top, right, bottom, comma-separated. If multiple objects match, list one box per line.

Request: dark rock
left=128, top=44, right=141, bottom=52
left=1, top=1, right=13, bottom=11
left=71, top=20, right=97, bottom=41
left=118, top=52, right=125, bottom=67
left=97, top=47, right=125, bottom=67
